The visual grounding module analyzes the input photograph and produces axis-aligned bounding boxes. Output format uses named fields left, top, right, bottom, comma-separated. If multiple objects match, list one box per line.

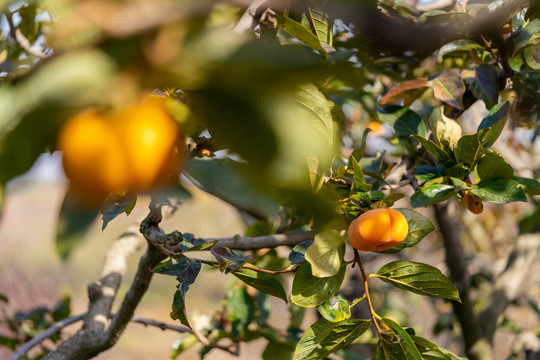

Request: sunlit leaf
left=294, top=318, right=371, bottom=360
left=428, top=107, right=462, bottom=151
left=373, top=260, right=460, bottom=301
left=277, top=15, right=327, bottom=55
left=477, top=101, right=510, bottom=148
left=429, top=71, right=465, bottom=109
left=289, top=240, right=313, bottom=264
left=305, top=229, right=344, bottom=278
left=316, top=295, right=351, bottom=322
left=470, top=178, right=527, bottom=204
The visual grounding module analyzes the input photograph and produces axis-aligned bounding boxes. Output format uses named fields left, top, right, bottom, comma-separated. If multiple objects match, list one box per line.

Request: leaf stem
left=196, top=258, right=299, bottom=275
left=353, top=249, right=383, bottom=335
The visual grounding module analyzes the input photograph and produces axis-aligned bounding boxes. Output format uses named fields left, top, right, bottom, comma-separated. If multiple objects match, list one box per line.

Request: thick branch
left=42, top=202, right=167, bottom=360
left=434, top=201, right=480, bottom=357
left=11, top=314, right=191, bottom=360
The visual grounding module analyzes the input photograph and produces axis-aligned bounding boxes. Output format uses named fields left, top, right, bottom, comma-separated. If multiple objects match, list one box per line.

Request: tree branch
left=42, top=202, right=167, bottom=360
left=233, top=0, right=271, bottom=34
left=11, top=314, right=192, bottom=360
left=5, top=12, right=49, bottom=59
left=434, top=200, right=480, bottom=357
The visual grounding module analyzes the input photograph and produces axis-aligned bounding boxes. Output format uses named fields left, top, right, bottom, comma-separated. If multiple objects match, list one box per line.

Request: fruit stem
left=353, top=248, right=383, bottom=335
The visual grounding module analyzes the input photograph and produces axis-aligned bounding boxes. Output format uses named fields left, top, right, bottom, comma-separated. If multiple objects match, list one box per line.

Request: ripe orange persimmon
left=58, top=97, right=183, bottom=204
left=347, top=208, right=408, bottom=252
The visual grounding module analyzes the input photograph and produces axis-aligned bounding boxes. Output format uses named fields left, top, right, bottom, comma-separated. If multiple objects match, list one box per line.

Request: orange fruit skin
left=347, top=208, right=408, bottom=252
left=58, top=97, right=183, bottom=204
left=58, top=111, right=130, bottom=202
left=112, top=97, right=183, bottom=191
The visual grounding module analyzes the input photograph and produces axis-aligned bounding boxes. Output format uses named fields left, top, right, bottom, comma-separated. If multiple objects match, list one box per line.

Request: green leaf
left=100, top=192, right=136, bottom=230
left=411, top=335, right=463, bottom=360
left=476, top=153, right=514, bottom=180
left=307, top=155, right=325, bottom=193
left=428, top=107, right=462, bottom=151
left=374, top=336, right=409, bottom=360
left=429, top=71, right=465, bottom=109
left=462, top=65, right=499, bottom=109
left=470, top=178, right=527, bottom=204
left=437, top=39, right=483, bottom=62
left=56, top=191, right=98, bottom=260
left=382, top=193, right=405, bottom=207
left=411, top=135, right=450, bottom=164
left=410, top=184, right=455, bottom=208
left=380, top=318, right=423, bottom=360
left=263, top=341, right=295, bottom=360
left=316, top=294, right=351, bottom=322
left=293, top=318, right=371, bottom=360
left=514, top=18, right=540, bottom=55
left=379, top=106, right=427, bottom=138
left=232, top=267, right=288, bottom=303
left=514, top=176, right=540, bottom=195
left=451, top=177, right=471, bottom=191
left=291, top=261, right=346, bottom=307
left=277, top=15, right=327, bottom=55
left=171, top=334, right=198, bottom=359
left=289, top=240, right=313, bottom=264
left=380, top=208, right=435, bottom=253
left=171, top=290, right=190, bottom=328
left=305, top=229, right=344, bottom=278
left=454, top=129, right=491, bottom=167
left=524, top=43, right=540, bottom=69
left=373, top=260, right=460, bottom=302
left=177, top=233, right=218, bottom=252
left=379, top=79, right=429, bottom=105
left=350, top=155, right=371, bottom=192
left=296, top=83, right=335, bottom=146
left=211, top=247, right=250, bottom=274
left=477, top=101, right=510, bottom=148
left=305, top=3, right=333, bottom=46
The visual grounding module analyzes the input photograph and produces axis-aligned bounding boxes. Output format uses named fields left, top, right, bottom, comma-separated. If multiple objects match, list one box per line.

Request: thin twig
left=5, top=11, right=49, bottom=59
left=10, top=314, right=192, bottom=360
left=353, top=249, right=383, bottom=334
left=196, top=258, right=299, bottom=275
left=10, top=314, right=86, bottom=360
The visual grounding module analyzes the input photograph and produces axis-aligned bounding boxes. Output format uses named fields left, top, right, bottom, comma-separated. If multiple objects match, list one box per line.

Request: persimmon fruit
left=347, top=208, right=408, bottom=252
left=58, top=97, right=183, bottom=204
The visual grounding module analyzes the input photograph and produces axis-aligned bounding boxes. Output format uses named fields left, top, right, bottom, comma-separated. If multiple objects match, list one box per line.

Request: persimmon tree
left=1, top=0, right=540, bottom=359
